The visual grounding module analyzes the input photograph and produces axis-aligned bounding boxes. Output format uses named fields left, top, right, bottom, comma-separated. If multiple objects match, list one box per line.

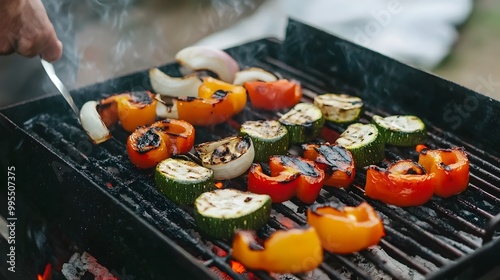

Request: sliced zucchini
left=372, top=115, right=427, bottom=146
left=335, top=123, right=384, bottom=167
left=240, top=120, right=289, bottom=162
left=194, top=189, right=271, bottom=239
left=155, top=158, right=215, bottom=205
left=313, top=93, right=363, bottom=124
left=279, top=103, right=325, bottom=144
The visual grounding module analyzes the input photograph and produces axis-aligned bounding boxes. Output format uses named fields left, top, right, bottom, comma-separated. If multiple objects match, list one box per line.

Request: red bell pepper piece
left=247, top=155, right=325, bottom=204
left=270, top=155, right=325, bottom=204
left=244, top=79, right=302, bottom=111
left=365, top=160, right=435, bottom=207
left=247, top=163, right=300, bottom=203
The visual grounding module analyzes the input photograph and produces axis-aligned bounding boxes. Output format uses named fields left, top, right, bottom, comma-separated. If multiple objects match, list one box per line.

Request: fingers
left=0, top=0, right=64, bottom=61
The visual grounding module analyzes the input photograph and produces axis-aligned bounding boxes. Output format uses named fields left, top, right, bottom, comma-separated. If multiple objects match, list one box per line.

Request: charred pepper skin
left=302, top=143, right=356, bottom=188
left=100, top=90, right=157, bottom=132
left=127, top=119, right=195, bottom=169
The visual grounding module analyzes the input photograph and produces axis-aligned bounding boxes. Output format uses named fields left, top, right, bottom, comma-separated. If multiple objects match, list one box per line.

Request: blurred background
left=0, top=0, right=499, bottom=107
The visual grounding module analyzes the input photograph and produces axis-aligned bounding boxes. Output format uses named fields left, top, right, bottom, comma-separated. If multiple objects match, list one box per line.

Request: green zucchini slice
left=194, top=189, right=271, bottom=239
left=372, top=115, right=427, bottom=146
left=335, top=123, right=385, bottom=167
left=240, top=120, right=289, bottom=162
left=279, top=103, right=325, bottom=144
left=155, top=158, right=215, bottom=205
left=313, top=93, right=363, bottom=124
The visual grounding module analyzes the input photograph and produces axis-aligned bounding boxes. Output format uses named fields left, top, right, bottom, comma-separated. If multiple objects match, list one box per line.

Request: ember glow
left=37, top=263, right=52, bottom=280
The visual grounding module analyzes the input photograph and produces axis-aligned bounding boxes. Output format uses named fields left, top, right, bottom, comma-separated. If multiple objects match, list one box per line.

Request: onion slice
left=175, top=46, right=239, bottom=83
left=149, top=68, right=202, bottom=97
left=80, top=101, right=111, bottom=144
left=155, top=94, right=179, bottom=119
left=233, top=67, right=278, bottom=85
left=195, top=136, right=255, bottom=180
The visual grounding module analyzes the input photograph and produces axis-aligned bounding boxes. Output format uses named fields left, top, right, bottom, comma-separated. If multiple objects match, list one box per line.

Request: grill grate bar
left=428, top=202, right=485, bottom=237
left=403, top=207, right=481, bottom=250
left=456, top=197, right=495, bottom=220
left=346, top=186, right=468, bottom=259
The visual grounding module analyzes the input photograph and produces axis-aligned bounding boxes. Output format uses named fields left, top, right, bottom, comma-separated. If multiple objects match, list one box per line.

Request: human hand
left=0, top=0, right=63, bottom=62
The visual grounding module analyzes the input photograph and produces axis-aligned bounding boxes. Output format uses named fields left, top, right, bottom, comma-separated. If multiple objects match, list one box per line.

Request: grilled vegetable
left=244, top=79, right=302, bottom=111
left=100, top=91, right=157, bottom=132
left=365, top=160, right=434, bottom=207
left=418, top=147, right=469, bottom=198
left=248, top=155, right=325, bottom=204
left=239, top=120, right=289, bottom=162
left=127, top=119, right=195, bottom=169
left=194, top=189, right=271, bottom=239
left=271, top=155, right=325, bottom=204
left=175, top=46, right=239, bottom=83
left=198, top=77, right=247, bottom=115
left=279, top=103, right=325, bottom=144
left=80, top=101, right=111, bottom=144
left=149, top=68, right=201, bottom=97
left=247, top=162, right=300, bottom=203
left=302, top=143, right=356, bottom=188
left=156, top=77, right=247, bottom=126
left=232, top=228, right=323, bottom=274
left=335, top=123, right=384, bottom=167
left=372, top=115, right=427, bottom=146
left=313, top=93, right=363, bottom=124
left=195, top=136, right=255, bottom=180
left=155, top=158, right=215, bottom=205
left=233, top=67, right=277, bottom=85
left=307, top=202, right=385, bottom=254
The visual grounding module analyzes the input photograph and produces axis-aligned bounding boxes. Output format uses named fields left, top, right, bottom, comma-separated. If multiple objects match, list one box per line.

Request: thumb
left=41, top=39, right=63, bottom=62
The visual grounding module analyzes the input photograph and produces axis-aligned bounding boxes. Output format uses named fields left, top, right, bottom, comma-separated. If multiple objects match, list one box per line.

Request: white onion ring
left=195, top=136, right=255, bottom=180
left=80, top=101, right=111, bottom=144
left=175, top=46, right=239, bottom=83
left=149, top=68, right=202, bottom=97
left=233, top=67, right=278, bottom=85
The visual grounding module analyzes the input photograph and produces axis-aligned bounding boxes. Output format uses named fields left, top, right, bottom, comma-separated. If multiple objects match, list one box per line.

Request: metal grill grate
left=21, top=45, right=500, bottom=279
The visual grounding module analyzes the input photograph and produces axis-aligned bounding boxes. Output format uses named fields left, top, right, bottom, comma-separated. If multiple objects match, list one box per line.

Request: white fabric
left=194, top=0, right=473, bottom=69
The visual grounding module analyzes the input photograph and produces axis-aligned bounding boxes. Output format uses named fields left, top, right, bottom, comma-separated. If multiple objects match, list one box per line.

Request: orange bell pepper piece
left=164, top=77, right=246, bottom=126
left=307, top=202, right=384, bottom=254
left=100, top=91, right=157, bottom=132
left=302, top=143, right=356, bottom=188
left=364, top=160, right=435, bottom=207
left=418, top=147, right=469, bottom=198
left=198, top=76, right=247, bottom=115
left=126, top=119, right=195, bottom=169
left=127, top=126, right=171, bottom=169
left=231, top=227, right=323, bottom=274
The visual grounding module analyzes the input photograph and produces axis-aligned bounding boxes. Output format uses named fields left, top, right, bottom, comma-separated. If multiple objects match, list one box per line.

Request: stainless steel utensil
left=41, top=59, right=80, bottom=116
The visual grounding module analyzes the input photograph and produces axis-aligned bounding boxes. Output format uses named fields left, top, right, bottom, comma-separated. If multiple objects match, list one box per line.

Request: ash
left=62, top=251, right=116, bottom=280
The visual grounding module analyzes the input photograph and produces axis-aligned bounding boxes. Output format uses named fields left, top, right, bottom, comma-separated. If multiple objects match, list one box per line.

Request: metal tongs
left=40, top=59, right=80, bottom=117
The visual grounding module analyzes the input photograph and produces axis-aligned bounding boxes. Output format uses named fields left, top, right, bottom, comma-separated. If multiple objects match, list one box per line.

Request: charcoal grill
left=1, top=19, right=500, bottom=279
